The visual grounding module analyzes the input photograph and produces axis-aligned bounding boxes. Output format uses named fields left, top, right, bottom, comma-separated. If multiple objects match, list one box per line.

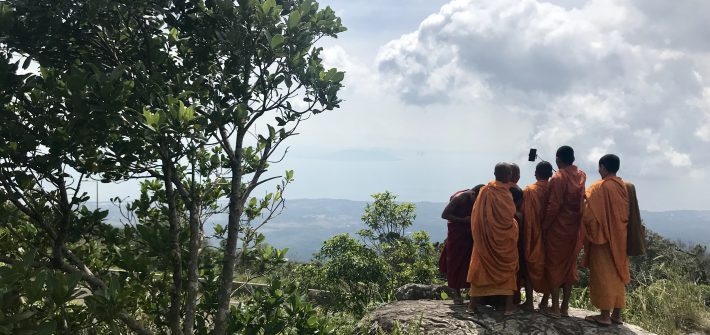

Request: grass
left=625, top=281, right=710, bottom=335
left=570, top=281, right=710, bottom=335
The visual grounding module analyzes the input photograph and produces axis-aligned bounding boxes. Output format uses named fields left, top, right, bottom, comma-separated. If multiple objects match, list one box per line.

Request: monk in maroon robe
left=441, top=184, right=485, bottom=304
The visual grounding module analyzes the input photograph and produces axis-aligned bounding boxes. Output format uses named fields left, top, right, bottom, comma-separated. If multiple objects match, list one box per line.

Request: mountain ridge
left=94, top=199, right=710, bottom=262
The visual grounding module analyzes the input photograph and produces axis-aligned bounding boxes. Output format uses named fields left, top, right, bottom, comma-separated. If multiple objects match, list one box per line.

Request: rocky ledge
left=356, top=285, right=655, bottom=335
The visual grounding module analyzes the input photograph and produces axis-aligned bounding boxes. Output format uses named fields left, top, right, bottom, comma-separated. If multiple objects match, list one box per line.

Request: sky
left=105, top=0, right=710, bottom=211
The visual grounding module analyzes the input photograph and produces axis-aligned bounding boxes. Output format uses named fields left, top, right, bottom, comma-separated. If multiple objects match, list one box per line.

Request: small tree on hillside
left=358, top=191, right=416, bottom=246
left=299, top=192, right=439, bottom=315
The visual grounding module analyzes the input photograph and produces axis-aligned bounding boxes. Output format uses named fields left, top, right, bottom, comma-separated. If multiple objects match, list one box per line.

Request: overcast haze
left=103, top=0, right=710, bottom=211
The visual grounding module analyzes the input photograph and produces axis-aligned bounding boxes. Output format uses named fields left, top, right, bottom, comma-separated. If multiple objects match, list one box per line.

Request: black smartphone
left=528, top=148, right=537, bottom=162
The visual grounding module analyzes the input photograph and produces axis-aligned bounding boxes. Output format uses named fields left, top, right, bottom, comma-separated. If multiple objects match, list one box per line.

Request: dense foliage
left=0, top=0, right=345, bottom=333
left=295, top=192, right=441, bottom=316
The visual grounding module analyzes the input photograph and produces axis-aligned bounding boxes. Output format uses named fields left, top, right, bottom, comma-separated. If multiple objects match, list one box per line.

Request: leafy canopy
left=0, top=0, right=345, bottom=334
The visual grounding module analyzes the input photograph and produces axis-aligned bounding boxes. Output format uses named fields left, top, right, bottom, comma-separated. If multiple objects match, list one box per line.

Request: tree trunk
left=183, top=200, right=202, bottom=335
left=212, top=175, right=242, bottom=335
left=212, top=129, right=245, bottom=335
left=162, top=155, right=184, bottom=335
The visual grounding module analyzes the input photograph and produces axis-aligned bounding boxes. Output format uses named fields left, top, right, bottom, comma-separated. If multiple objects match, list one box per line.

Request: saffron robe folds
left=468, top=181, right=518, bottom=297
left=583, top=176, right=630, bottom=310
left=521, top=180, right=549, bottom=293
left=543, top=165, right=586, bottom=289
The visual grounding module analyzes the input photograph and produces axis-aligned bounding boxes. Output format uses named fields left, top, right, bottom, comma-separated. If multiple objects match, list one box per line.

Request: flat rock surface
left=356, top=299, right=656, bottom=335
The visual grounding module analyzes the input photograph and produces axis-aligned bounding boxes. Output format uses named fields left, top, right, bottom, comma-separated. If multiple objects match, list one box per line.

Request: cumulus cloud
left=376, top=0, right=710, bottom=177
left=694, top=87, right=710, bottom=142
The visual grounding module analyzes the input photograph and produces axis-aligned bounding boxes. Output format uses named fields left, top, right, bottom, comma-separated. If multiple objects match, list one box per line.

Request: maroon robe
left=543, top=165, right=586, bottom=289
left=442, top=190, right=475, bottom=289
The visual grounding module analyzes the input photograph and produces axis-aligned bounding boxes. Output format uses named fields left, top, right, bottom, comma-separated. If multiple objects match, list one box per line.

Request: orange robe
left=521, top=180, right=549, bottom=293
left=467, top=181, right=519, bottom=297
left=543, top=165, right=586, bottom=289
left=583, top=176, right=630, bottom=310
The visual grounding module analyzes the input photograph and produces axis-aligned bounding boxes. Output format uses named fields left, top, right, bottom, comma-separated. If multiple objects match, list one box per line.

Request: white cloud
left=693, top=87, right=710, bottom=142
left=633, top=129, right=692, bottom=168
left=376, top=0, right=710, bottom=176
left=586, top=137, right=615, bottom=164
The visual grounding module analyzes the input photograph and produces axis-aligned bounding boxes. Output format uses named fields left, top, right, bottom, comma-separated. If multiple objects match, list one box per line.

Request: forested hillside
left=95, top=199, right=710, bottom=261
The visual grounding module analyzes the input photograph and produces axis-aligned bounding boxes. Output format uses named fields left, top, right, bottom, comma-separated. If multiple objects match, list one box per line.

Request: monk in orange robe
left=507, top=163, right=528, bottom=306
left=441, top=184, right=485, bottom=304
left=582, top=154, right=630, bottom=326
left=519, top=161, right=553, bottom=311
left=467, top=163, right=519, bottom=315
left=542, top=146, right=586, bottom=318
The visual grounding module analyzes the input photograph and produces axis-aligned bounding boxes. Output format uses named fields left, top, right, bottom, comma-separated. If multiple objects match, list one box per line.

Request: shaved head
left=494, top=163, right=512, bottom=183
left=471, top=184, right=486, bottom=194
left=510, top=163, right=520, bottom=184
left=599, top=154, right=621, bottom=173
left=535, top=161, right=553, bottom=180
left=556, top=145, right=575, bottom=166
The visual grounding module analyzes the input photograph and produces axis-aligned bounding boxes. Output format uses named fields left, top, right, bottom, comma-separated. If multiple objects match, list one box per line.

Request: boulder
left=394, top=284, right=457, bottom=301
left=355, top=299, right=656, bottom=335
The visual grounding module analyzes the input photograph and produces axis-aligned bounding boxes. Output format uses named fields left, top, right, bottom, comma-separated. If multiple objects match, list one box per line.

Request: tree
left=0, top=0, right=345, bottom=334
left=299, top=192, right=440, bottom=316
left=381, top=230, right=440, bottom=287
left=359, top=191, right=416, bottom=245
left=357, top=192, right=439, bottom=289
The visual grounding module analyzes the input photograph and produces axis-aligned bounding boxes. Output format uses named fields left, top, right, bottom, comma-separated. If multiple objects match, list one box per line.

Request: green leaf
left=332, top=71, right=345, bottom=82
left=270, top=34, right=284, bottom=49
left=178, top=101, right=195, bottom=122
left=143, top=108, right=160, bottom=128
left=285, top=170, right=294, bottom=181
left=169, top=27, right=178, bottom=41
left=13, top=310, right=35, bottom=322
left=440, top=291, right=448, bottom=300
left=300, top=0, right=313, bottom=15
left=214, top=224, right=224, bottom=235
left=306, top=315, right=318, bottom=327
left=261, top=0, right=276, bottom=14
left=235, top=103, right=248, bottom=123
left=287, top=10, right=301, bottom=29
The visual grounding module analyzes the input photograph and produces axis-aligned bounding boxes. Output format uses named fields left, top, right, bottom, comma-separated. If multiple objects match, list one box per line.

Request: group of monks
left=440, top=145, right=636, bottom=326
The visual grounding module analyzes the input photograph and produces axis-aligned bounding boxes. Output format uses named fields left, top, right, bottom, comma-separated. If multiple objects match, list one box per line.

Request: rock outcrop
left=356, top=294, right=655, bottom=334
left=394, top=284, right=456, bottom=301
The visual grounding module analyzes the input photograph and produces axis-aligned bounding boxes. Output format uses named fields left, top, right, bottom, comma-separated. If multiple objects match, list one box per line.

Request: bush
left=381, top=231, right=441, bottom=288
left=294, top=192, right=442, bottom=317
left=296, top=234, right=391, bottom=316
left=228, top=278, right=335, bottom=335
